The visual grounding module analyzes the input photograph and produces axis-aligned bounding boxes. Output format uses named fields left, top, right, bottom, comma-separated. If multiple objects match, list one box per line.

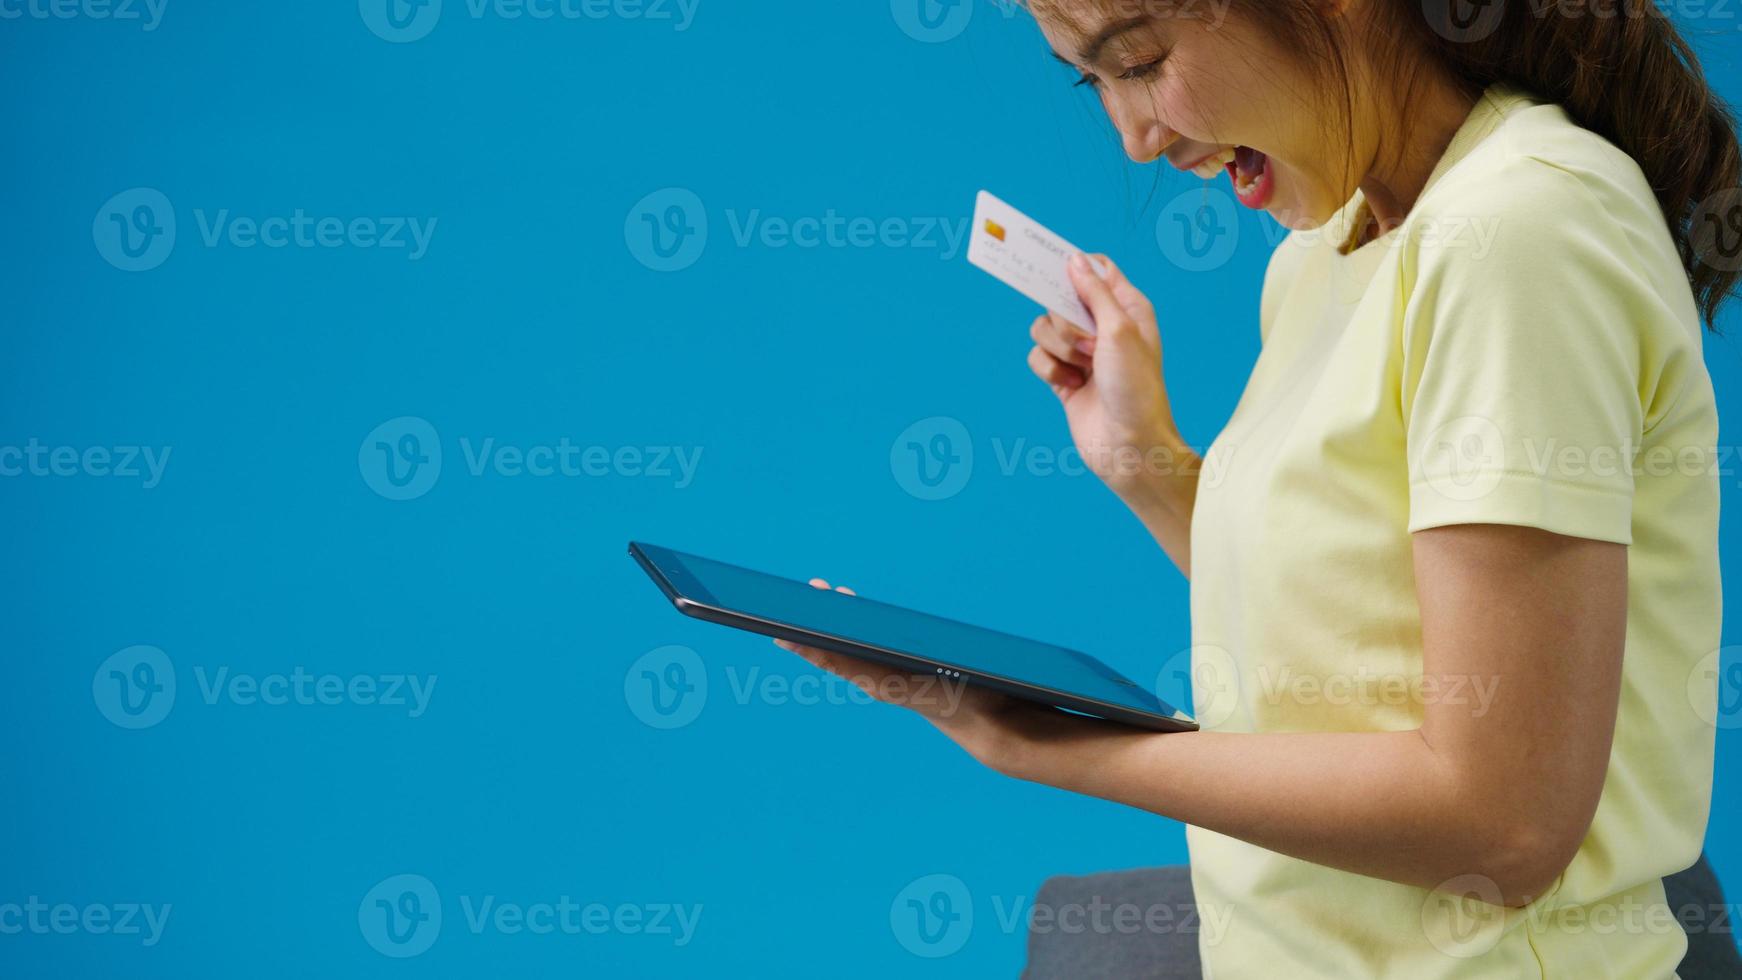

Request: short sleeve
left=1399, top=160, right=1652, bottom=545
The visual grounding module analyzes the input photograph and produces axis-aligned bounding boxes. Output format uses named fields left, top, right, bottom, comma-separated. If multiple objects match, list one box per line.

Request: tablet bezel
left=629, top=541, right=1197, bottom=733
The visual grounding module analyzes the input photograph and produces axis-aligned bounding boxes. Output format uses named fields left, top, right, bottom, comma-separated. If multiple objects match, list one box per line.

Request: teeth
left=1191, top=147, right=1238, bottom=180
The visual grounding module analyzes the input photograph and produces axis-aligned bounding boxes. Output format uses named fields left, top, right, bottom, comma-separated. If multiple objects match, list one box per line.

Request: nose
left=1106, top=96, right=1175, bottom=163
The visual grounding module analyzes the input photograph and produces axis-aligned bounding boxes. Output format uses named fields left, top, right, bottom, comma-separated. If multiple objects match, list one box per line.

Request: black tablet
left=629, top=541, right=1196, bottom=733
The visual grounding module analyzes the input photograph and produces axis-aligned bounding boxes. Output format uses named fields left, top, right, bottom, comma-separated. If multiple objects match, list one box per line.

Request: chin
left=1265, top=198, right=1333, bottom=232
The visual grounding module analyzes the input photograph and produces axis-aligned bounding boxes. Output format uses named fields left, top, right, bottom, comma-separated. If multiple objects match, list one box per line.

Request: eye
left=1072, top=71, right=1100, bottom=89
left=1117, top=57, right=1166, bottom=82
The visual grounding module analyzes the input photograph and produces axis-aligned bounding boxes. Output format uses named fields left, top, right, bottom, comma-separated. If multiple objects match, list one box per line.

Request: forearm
left=1012, top=725, right=1555, bottom=905
left=1110, top=439, right=1200, bottom=577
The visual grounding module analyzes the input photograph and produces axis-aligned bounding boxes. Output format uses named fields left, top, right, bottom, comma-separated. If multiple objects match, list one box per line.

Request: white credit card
left=966, top=189, right=1097, bottom=334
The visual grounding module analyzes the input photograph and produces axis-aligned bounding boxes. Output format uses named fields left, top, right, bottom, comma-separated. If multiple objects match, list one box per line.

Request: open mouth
left=1225, top=146, right=1273, bottom=209
left=1185, top=144, right=1275, bottom=210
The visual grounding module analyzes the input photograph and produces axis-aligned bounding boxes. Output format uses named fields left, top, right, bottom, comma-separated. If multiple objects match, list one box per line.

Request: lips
left=1227, top=145, right=1274, bottom=209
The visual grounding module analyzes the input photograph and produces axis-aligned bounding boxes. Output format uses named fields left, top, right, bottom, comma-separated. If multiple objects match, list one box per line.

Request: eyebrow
left=1050, top=15, right=1154, bottom=67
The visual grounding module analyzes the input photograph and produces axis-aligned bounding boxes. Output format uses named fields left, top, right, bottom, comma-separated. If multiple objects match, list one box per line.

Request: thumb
left=1068, top=253, right=1138, bottom=333
left=1084, top=254, right=1153, bottom=321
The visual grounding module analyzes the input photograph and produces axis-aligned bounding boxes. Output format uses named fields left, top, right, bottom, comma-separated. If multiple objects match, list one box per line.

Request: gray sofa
left=1025, top=854, right=1741, bottom=978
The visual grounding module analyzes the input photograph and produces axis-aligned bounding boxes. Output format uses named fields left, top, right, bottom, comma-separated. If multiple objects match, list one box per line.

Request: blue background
left=2, top=1, right=1739, bottom=975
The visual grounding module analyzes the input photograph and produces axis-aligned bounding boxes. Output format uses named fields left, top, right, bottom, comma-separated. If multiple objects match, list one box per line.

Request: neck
left=1355, top=75, right=1477, bottom=237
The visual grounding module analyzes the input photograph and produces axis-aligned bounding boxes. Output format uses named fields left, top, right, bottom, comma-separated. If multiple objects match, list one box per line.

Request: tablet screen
left=637, top=543, right=1183, bottom=721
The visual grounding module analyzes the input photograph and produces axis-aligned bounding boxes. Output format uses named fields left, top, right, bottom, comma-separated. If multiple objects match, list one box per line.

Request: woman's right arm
left=1025, top=253, right=1201, bottom=576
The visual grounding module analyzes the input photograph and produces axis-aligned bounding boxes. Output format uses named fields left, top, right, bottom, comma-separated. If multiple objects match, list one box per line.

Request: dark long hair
left=1408, top=0, right=1740, bottom=327
left=1254, top=0, right=1739, bottom=326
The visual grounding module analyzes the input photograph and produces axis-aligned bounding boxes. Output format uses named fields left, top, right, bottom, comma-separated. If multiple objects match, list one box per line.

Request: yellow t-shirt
left=1186, top=84, right=1722, bottom=979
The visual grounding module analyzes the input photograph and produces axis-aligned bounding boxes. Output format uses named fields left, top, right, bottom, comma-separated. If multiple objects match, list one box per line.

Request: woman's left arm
left=780, top=522, right=1625, bottom=908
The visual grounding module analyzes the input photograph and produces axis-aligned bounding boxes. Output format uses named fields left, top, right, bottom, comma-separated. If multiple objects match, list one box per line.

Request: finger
left=1081, top=253, right=1155, bottom=321
left=1068, top=253, right=1147, bottom=342
left=1028, top=345, right=1086, bottom=390
left=1029, top=313, right=1093, bottom=368
left=770, top=639, right=909, bottom=702
left=808, top=578, right=831, bottom=590
left=835, top=586, right=856, bottom=596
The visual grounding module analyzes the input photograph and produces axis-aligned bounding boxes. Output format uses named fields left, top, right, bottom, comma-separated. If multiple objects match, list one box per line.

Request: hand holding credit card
left=967, top=190, right=1107, bottom=335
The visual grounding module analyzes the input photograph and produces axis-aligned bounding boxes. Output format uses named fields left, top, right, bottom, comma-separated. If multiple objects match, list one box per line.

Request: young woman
left=779, top=0, right=1738, bottom=975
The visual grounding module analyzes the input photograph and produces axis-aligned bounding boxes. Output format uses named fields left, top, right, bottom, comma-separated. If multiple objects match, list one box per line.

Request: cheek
left=1142, top=70, right=1240, bottom=145
left=1102, top=80, right=1204, bottom=141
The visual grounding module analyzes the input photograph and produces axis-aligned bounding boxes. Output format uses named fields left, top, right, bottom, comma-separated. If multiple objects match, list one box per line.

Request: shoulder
left=1399, top=99, right=1702, bottom=351
left=1404, top=100, right=1688, bottom=311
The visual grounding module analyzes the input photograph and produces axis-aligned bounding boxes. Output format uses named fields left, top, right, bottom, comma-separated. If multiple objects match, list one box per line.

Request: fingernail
left=1069, top=252, right=1089, bottom=274
left=1075, top=339, right=1094, bottom=356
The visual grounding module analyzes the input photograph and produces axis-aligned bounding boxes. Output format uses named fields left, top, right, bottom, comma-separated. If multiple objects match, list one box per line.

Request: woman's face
left=1034, top=0, right=1370, bottom=230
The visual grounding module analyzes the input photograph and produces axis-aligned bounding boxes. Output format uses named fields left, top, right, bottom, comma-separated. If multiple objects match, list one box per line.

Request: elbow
left=1463, top=818, right=1587, bottom=908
